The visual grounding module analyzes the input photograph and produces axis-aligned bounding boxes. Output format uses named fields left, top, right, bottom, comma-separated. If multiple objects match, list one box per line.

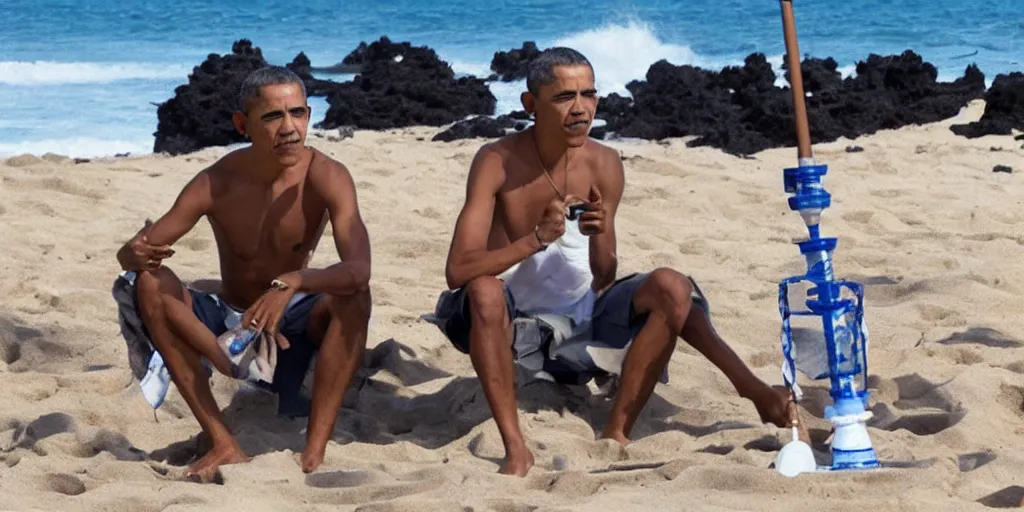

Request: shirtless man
left=431, top=48, right=800, bottom=476
left=113, top=66, right=371, bottom=480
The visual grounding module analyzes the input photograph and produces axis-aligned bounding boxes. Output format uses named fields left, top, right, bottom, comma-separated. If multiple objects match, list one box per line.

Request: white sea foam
left=449, top=20, right=713, bottom=115
left=550, top=19, right=707, bottom=98
left=0, top=61, right=191, bottom=85
left=0, top=137, right=153, bottom=159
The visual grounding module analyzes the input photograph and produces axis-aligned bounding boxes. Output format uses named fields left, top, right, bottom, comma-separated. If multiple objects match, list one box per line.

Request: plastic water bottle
left=221, top=326, right=259, bottom=356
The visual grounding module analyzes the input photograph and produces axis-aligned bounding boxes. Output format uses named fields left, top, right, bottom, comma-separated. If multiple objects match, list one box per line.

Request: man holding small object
left=429, top=47, right=801, bottom=476
left=111, top=66, right=372, bottom=481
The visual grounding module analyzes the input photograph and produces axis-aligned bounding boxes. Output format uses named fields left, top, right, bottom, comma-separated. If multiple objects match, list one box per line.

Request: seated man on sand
left=427, top=47, right=801, bottom=476
left=111, top=66, right=371, bottom=481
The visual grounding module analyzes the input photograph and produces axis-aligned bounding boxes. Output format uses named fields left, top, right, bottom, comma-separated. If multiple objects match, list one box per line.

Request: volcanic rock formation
left=950, top=72, right=1024, bottom=139
left=152, top=40, right=269, bottom=156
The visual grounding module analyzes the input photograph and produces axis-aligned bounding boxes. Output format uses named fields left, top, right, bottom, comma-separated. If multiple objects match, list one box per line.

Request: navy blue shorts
left=122, top=278, right=322, bottom=417
left=186, top=289, right=321, bottom=410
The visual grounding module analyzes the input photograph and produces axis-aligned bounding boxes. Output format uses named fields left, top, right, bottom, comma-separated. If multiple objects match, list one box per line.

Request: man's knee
left=325, top=288, right=372, bottom=324
left=463, top=276, right=509, bottom=327
left=135, top=267, right=184, bottom=318
left=643, top=268, right=693, bottom=330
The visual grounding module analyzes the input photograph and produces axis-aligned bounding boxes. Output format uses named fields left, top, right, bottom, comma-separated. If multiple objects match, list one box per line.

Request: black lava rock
left=951, top=72, right=1024, bottom=138
left=315, top=37, right=497, bottom=131
left=153, top=39, right=269, bottom=156
left=286, top=52, right=344, bottom=97
left=432, top=116, right=515, bottom=142
left=993, top=165, right=1013, bottom=173
left=490, top=42, right=542, bottom=82
left=596, top=50, right=986, bottom=156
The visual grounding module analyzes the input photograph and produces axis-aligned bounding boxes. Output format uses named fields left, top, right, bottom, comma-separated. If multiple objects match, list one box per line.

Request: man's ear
left=231, top=112, right=248, bottom=136
left=520, top=91, right=536, bottom=115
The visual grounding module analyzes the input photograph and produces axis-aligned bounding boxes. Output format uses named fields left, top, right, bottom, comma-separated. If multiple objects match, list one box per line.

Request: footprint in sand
left=44, top=473, right=87, bottom=496
left=957, top=451, right=996, bottom=472
left=698, top=444, right=735, bottom=455
left=37, top=177, right=106, bottom=201
left=976, top=485, right=1024, bottom=508
left=416, top=207, right=442, bottom=219
left=994, top=383, right=1024, bottom=421
left=304, top=469, right=377, bottom=489
left=1, top=338, right=21, bottom=365
left=915, top=303, right=965, bottom=326
left=867, top=373, right=966, bottom=436
left=937, top=327, right=1021, bottom=349
left=841, top=210, right=875, bottom=224
left=869, top=189, right=906, bottom=199
left=483, top=501, right=541, bottom=512
left=15, top=200, right=57, bottom=216
left=368, top=167, right=395, bottom=177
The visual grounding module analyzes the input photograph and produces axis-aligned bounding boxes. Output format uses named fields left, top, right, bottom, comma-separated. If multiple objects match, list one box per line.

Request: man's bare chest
left=497, top=166, right=596, bottom=234
left=208, top=187, right=328, bottom=262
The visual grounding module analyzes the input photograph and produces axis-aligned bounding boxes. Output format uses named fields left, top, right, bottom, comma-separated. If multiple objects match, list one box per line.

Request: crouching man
left=112, top=66, right=371, bottom=481
left=428, top=48, right=799, bottom=476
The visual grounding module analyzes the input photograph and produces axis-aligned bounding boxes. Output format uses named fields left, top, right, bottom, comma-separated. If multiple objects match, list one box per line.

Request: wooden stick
left=779, top=0, right=814, bottom=161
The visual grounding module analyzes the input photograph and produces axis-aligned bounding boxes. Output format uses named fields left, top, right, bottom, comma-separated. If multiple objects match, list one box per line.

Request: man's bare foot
left=499, top=445, right=535, bottom=477
left=184, top=443, right=250, bottom=483
left=754, top=386, right=810, bottom=444
left=300, top=446, right=325, bottom=474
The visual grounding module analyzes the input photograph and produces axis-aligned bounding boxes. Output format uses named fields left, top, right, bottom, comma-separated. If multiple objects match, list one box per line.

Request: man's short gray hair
left=526, top=47, right=594, bottom=95
left=238, top=65, right=307, bottom=112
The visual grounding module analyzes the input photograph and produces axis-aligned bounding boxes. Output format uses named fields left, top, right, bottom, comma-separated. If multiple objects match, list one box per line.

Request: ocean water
left=1, top=0, right=1021, bottom=158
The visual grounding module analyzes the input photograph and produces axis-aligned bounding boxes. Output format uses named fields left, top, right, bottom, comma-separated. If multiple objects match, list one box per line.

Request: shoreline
left=3, top=99, right=1019, bottom=166
left=4, top=34, right=1021, bottom=160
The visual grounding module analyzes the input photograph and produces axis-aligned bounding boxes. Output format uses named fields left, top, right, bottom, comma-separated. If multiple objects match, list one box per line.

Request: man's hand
left=536, top=197, right=567, bottom=245
left=567, top=184, right=605, bottom=236
left=241, top=275, right=300, bottom=351
left=121, top=222, right=175, bottom=271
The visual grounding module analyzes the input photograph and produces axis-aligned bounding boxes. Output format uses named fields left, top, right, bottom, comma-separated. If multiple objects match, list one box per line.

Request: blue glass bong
left=775, top=0, right=879, bottom=471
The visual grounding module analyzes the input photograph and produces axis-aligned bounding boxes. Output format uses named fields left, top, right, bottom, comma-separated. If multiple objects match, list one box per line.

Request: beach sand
left=1, top=100, right=1022, bottom=511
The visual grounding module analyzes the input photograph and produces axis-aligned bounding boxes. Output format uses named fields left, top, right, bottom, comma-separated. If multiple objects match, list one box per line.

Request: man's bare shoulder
left=309, top=147, right=354, bottom=178
left=472, top=131, right=534, bottom=179
left=306, top=148, right=358, bottom=200
left=189, top=147, right=251, bottom=199
left=582, top=138, right=621, bottom=167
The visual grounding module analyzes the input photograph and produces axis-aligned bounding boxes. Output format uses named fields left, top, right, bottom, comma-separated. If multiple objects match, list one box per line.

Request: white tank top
left=499, top=219, right=596, bottom=325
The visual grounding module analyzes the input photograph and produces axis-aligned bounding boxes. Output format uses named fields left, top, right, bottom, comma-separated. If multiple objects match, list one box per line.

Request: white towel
left=500, top=218, right=595, bottom=325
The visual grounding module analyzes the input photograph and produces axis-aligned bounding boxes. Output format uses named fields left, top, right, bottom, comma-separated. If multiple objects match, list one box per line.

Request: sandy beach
left=0, top=99, right=1022, bottom=511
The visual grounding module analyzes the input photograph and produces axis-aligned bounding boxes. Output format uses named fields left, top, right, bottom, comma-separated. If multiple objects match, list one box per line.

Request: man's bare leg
left=602, top=269, right=691, bottom=443
left=602, top=268, right=801, bottom=444
left=678, top=293, right=805, bottom=440
left=464, top=277, right=534, bottom=476
left=301, top=290, right=371, bottom=473
left=135, top=267, right=249, bottom=481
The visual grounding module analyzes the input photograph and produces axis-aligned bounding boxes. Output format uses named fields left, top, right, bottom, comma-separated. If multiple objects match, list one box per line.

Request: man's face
left=235, top=82, right=310, bottom=166
left=525, top=64, right=598, bottom=147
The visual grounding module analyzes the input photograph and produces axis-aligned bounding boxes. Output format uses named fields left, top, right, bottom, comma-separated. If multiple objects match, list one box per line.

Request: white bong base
left=825, top=395, right=880, bottom=470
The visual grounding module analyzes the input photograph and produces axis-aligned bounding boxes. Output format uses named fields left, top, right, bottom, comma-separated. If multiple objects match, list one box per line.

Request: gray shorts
left=426, top=272, right=710, bottom=385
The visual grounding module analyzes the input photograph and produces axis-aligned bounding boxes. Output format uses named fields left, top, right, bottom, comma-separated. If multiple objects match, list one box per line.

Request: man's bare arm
left=589, top=151, right=624, bottom=292
left=116, top=171, right=213, bottom=271
left=282, top=159, right=371, bottom=295
left=444, top=147, right=543, bottom=290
